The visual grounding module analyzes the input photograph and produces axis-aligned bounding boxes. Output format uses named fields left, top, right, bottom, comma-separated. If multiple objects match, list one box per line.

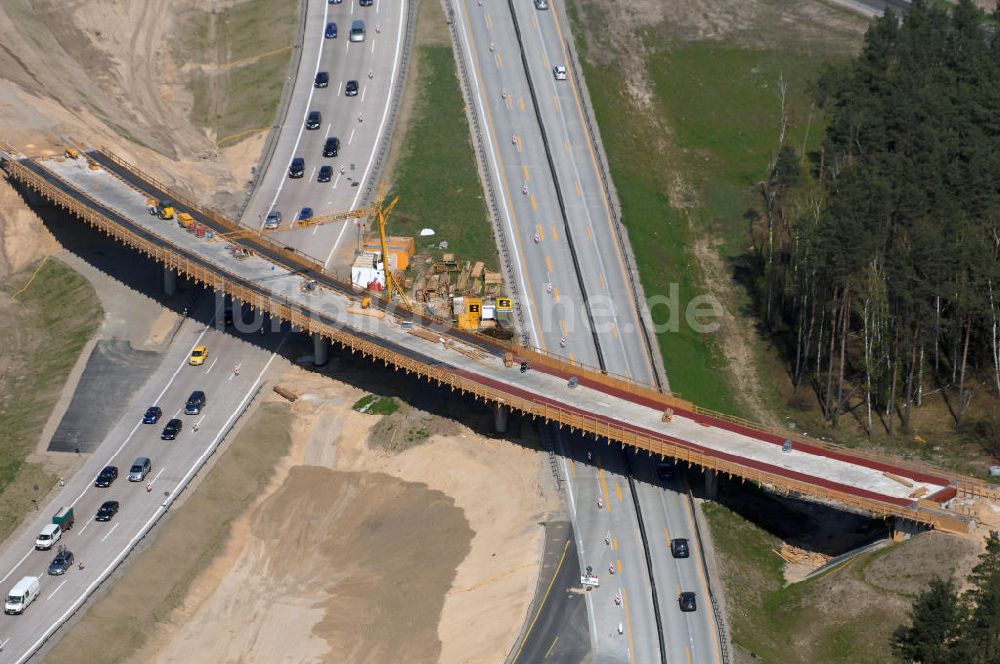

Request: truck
left=36, top=506, right=74, bottom=550
left=177, top=212, right=195, bottom=229
left=146, top=197, right=176, bottom=220
left=5, top=576, right=40, bottom=615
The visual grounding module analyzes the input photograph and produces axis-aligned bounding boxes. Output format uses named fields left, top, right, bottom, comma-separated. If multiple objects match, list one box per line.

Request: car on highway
left=185, top=390, right=206, bottom=415
left=142, top=406, right=162, bottom=424
left=329, top=0, right=342, bottom=4
left=325, top=21, right=338, bottom=39
left=188, top=344, right=208, bottom=366
left=289, top=158, right=305, bottom=178
left=128, top=457, right=151, bottom=482
left=345, top=80, right=359, bottom=97
left=678, top=591, right=697, bottom=612
left=314, top=71, right=329, bottom=88
left=95, top=500, right=119, bottom=522
left=95, top=465, right=118, bottom=487
left=299, top=207, right=314, bottom=222
left=318, top=166, right=333, bottom=183
left=223, top=306, right=234, bottom=327
left=359, top=0, right=373, bottom=5
left=671, top=538, right=690, bottom=558
left=553, top=65, right=567, bottom=80
left=534, top=0, right=549, bottom=8
left=323, top=137, right=341, bottom=157
left=306, top=111, right=322, bottom=130
left=349, top=20, right=364, bottom=42
left=264, top=210, right=282, bottom=229
left=161, top=418, right=182, bottom=440
left=47, top=547, right=74, bottom=575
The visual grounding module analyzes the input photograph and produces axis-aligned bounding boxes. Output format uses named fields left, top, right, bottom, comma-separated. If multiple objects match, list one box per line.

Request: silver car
left=349, top=20, right=365, bottom=42
left=264, top=211, right=282, bottom=229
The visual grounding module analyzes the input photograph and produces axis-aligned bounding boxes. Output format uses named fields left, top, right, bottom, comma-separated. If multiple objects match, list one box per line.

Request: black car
left=94, top=465, right=118, bottom=488
left=345, top=80, right=359, bottom=96
left=323, top=137, right=340, bottom=158
left=670, top=538, right=690, bottom=559
left=318, top=165, right=333, bottom=183
left=289, top=157, right=305, bottom=178
left=657, top=459, right=676, bottom=481
left=324, top=21, right=338, bottom=38
left=679, top=592, right=697, bottom=612
left=95, top=501, right=120, bottom=522
left=223, top=306, right=234, bottom=326
left=185, top=390, right=206, bottom=415
left=161, top=418, right=183, bottom=440
left=142, top=406, right=162, bottom=424
left=306, top=111, right=322, bottom=130
left=47, top=546, right=74, bottom=575
left=359, top=0, right=372, bottom=5
left=314, top=71, right=329, bottom=88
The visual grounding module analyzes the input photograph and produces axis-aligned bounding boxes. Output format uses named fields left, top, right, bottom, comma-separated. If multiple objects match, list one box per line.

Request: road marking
left=510, top=540, right=570, bottom=663
left=545, top=636, right=559, bottom=658
left=616, top=482, right=622, bottom=502
left=536, top=224, right=545, bottom=241
left=349, top=128, right=356, bottom=145
left=686, top=645, right=692, bottom=664
left=531, top=13, right=538, bottom=29
left=586, top=224, right=593, bottom=241
left=523, top=164, right=529, bottom=182
left=612, top=323, right=618, bottom=339
left=613, top=537, right=618, bottom=551
left=336, top=80, right=343, bottom=96
left=575, top=179, right=582, bottom=196
left=553, top=286, right=559, bottom=302
left=560, top=319, right=567, bottom=336
left=599, top=272, right=607, bottom=289
left=100, top=522, right=120, bottom=542
left=530, top=194, right=537, bottom=211
left=496, top=52, right=503, bottom=68
left=205, top=357, right=218, bottom=374
left=149, top=468, right=165, bottom=487
left=623, top=588, right=635, bottom=663
left=568, top=351, right=574, bottom=362
left=599, top=468, right=611, bottom=513
left=0, top=550, right=32, bottom=585
left=542, top=50, right=549, bottom=68
left=617, top=559, right=622, bottom=574
left=172, top=407, right=183, bottom=419
left=551, top=225, right=558, bottom=242
left=485, top=13, right=492, bottom=29
left=324, top=122, right=333, bottom=139
left=546, top=255, right=552, bottom=272
left=665, top=526, right=670, bottom=542
left=676, top=583, right=681, bottom=595
left=519, top=97, right=526, bottom=111
left=361, top=85, right=367, bottom=102
left=515, top=134, right=522, bottom=152
left=371, top=40, right=375, bottom=54
left=563, top=139, right=570, bottom=154
left=333, top=173, right=342, bottom=189
left=0, top=638, right=8, bottom=651
left=48, top=580, right=68, bottom=600
left=77, top=519, right=92, bottom=536
left=552, top=95, right=559, bottom=112
left=682, top=487, right=724, bottom=663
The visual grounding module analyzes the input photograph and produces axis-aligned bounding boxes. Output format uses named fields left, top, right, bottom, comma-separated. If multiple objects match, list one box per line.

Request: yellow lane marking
left=537, top=224, right=545, bottom=241
left=523, top=164, right=530, bottom=182
left=563, top=139, right=570, bottom=153
left=586, top=225, right=593, bottom=241
left=683, top=489, right=723, bottom=663
left=599, top=467, right=611, bottom=513
left=553, top=286, right=560, bottom=302
left=546, top=255, right=553, bottom=272
left=599, top=272, right=607, bottom=289
left=515, top=135, right=522, bottom=152
left=665, top=526, right=670, bottom=542
left=496, top=52, right=503, bottom=68
left=575, top=179, right=582, bottom=196
left=613, top=537, right=619, bottom=551
left=485, top=14, right=492, bottom=29
left=520, top=98, right=526, bottom=111
left=542, top=50, right=549, bottom=68
left=570, top=460, right=576, bottom=479
left=617, top=559, right=622, bottom=574
left=560, top=319, right=568, bottom=336
left=612, top=323, right=618, bottom=339
left=510, top=540, right=570, bottom=663
left=545, top=636, right=559, bottom=659
left=551, top=225, right=559, bottom=242
left=623, top=588, right=635, bottom=663
left=615, top=482, right=622, bottom=502
left=686, top=645, right=692, bottom=664
left=553, top=95, right=560, bottom=112
left=531, top=14, right=539, bottom=29
left=568, top=351, right=574, bottom=362
left=457, top=0, right=546, bottom=352
left=531, top=194, right=538, bottom=211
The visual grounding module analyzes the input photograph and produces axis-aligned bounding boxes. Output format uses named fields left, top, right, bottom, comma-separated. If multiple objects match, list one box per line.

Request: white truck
left=5, top=576, right=40, bottom=615
left=35, top=523, right=62, bottom=550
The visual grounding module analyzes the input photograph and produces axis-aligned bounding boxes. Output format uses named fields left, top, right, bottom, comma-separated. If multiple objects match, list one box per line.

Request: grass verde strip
left=0, top=259, right=102, bottom=542
left=389, top=46, right=495, bottom=270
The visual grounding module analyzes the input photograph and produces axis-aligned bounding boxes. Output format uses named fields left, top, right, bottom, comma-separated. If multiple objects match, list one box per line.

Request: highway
left=241, top=0, right=409, bottom=270
left=0, top=303, right=286, bottom=663
left=450, top=0, right=721, bottom=661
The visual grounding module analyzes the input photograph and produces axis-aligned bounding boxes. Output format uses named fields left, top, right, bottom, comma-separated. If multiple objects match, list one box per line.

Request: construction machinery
left=293, top=201, right=385, bottom=228
left=146, top=197, right=175, bottom=220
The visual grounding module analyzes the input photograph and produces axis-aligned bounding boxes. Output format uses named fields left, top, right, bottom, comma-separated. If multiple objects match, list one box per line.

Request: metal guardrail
left=686, top=487, right=732, bottom=664
left=444, top=0, right=530, bottom=341
left=24, top=382, right=264, bottom=663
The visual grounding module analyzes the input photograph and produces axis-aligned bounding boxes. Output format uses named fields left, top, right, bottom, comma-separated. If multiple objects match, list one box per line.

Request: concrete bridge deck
left=3, top=146, right=995, bottom=535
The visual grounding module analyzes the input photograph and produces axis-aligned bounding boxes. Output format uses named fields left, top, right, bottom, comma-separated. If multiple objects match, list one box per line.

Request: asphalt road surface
left=451, top=0, right=722, bottom=661
left=0, top=301, right=286, bottom=664
left=241, top=0, right=409, bottom=270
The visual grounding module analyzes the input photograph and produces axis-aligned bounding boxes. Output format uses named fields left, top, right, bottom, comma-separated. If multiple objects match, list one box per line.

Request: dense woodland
left=892, top=532, right=1000, bottom=663
left=751, top=0, right=1000, bottom=437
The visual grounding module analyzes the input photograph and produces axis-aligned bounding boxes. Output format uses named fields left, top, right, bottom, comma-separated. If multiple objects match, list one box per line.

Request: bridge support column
left=313, top=333, right=328, bottom=367
left=493, top=405, right=509, bottom=434
left=703, top=469, right=718, bottom=499
left=163, top=267, right=177, bottom=296
left=892, top=517, right=923, bottom=542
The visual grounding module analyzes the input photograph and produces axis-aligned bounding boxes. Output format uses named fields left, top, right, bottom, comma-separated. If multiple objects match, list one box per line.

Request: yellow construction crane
left=294, top=201, right=384, bottom=228
left=373, top=195, right=404, bottom=304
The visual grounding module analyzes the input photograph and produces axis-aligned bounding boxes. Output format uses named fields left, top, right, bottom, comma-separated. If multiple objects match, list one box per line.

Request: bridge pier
left=313, top=333, right=328, bottom=367
left=703, top=469, right=718, bottom=499
left=892, top=517, right=923, bottom=542
left=163, top=267, right=177, bottom=296
left=493, top=405, right=509, bottom=434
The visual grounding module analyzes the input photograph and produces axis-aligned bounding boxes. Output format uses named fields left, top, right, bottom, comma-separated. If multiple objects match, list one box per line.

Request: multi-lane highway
left=450, top=0, right=721, bottom=661
left=241, top=0, right=408, bottom=270
left=0, top=303, right=285, bottom=663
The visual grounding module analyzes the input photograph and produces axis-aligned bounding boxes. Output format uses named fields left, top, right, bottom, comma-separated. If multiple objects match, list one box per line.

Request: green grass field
left=388, top=46, right=495, bottom=270
left=0, top=260, right=102, bottom=542
left=353, top=394, right=401, bottom=416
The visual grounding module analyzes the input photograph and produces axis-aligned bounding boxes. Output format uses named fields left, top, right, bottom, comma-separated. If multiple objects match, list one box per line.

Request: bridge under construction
left=2, top=144, right=998, bottom=537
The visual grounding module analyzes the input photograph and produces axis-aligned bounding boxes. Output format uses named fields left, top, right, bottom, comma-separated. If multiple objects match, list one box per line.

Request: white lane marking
left=48, top=580, right=68, bottom=600
left=377, top=0, right=381, bottom=12
left=361, top=85, right=367, bottom=102
left=323, top=0, right=406, bottom=266
left=370, top=40, right=375, bottom=54
left=309, top=166, right=317, bottom=182
left=0, top=638, right=9, bottom=651
left=172, top=407, right=183, bottom=419
left=336, top=81, right=343, bottom=96
left=263, top=2, right=331, bottom=226
left=450, top=0, right=538, bottom=341
left=344, top=40, right=349, bottom=54
left=349, top=129, right=356, bottom=145
left=0, top=323, right=215, bottom=586
left=558, top=444, right=599, bottom=648
left=15, top=346, right=284, bottom=664
left=149, top=468, right=165, bottom=487
left=100, top=522, right=120, bottom=543
left=351, top=2, right=354, bottom=15
left=205, top=357, right=218, bottom=374
left=77, top=519, right=92, bottom=536
left=333, top=173, right=342, bottom=189
left=324, top=122, right=333, bottom=139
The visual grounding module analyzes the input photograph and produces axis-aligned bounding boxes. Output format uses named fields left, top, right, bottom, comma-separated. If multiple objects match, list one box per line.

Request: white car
left=534, top=0, right=549, bottom=9
left=553, top=65, right=567, bottom=81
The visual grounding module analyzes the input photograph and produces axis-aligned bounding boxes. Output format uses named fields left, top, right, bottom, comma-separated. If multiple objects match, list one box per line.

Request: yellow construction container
left=177, top=212, right=195, bottom=228
left=65, top=148, right=79, bottom=159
